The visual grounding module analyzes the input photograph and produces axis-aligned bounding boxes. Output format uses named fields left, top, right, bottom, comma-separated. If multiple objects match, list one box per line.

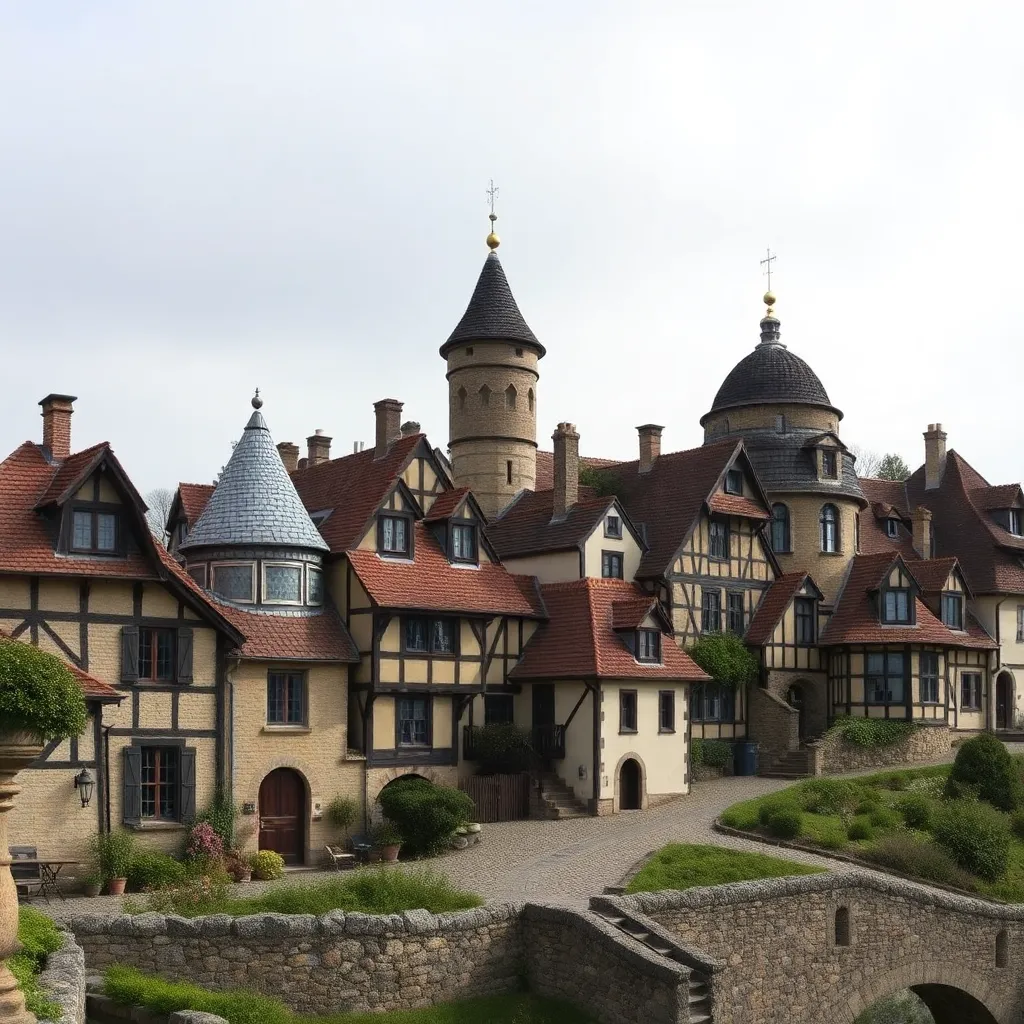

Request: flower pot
left=106, top=878, right=128, bottom=896
left=465, top=823, right=482, bottom=834
left=379, top=844, right=401, bottom=863
left=368, top=848, right=382, bottom=863
left=235, top=869, right=252, bottom=883
left=82, top=881, right=102, bottom=898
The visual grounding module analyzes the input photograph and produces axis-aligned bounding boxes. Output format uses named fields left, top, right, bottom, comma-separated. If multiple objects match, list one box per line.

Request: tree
left=687, top=633, right=759, bottom=689
left=854, top=990, right=934, bottom=1024
left=849, top=445, right=881, bottom=478
left=877, top=453, right=911, bottom=481
left=144, top=488, right=175, bottom=541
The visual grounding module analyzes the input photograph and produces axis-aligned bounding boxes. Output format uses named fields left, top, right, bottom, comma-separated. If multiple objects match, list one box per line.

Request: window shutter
left=176, top=627, right=194, bottom=683
left=179, top=747, right=197, bottom=823
left=122, top=746, right=142, bottom=825
left=120, top=625, right=139, bottom=683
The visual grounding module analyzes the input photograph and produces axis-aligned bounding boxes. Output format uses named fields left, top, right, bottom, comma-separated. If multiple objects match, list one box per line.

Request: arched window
left=528, top=388, right=535, bottom=413
left=996, top=929, right=1009, bottom=968
left=457, top=386, right=467, bottom=411
left=834, top=907, right=851, bottom=947
left=479, top=384, right=491, bottom=407
left=775, top=414, right=786, bottom=433
left=505, top=384, right=517, bottom=410
left=820, top=504, right=840, bottom=553
left=771, top=503, right=790, bottom=553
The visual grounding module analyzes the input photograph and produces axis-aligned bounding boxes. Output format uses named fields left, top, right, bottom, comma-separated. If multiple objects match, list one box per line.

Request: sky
left=1, top=1, right=1021, bottom=496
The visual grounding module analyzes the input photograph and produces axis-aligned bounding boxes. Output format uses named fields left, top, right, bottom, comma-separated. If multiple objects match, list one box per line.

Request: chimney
left=911, top=506, right=933, bottom=559
left=277, top=441, right=299, bottom=473
left=924, top=423, right=947, bottom=490
left=374, top=398, right=403, bottom=459
left=637, top=423, right=664, bottom=474
left=400, top=420, right=421, bottom=438
left=39, top=393, right=76, bottom=461
left=297, top=457, right=308, bottom=470
left=306, top=429, right=332, bottom=467
left=552, top=422, right=580, bottom=519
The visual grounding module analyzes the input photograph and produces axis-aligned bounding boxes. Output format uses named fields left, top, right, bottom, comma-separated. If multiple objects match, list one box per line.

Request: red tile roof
left=34, top=443, right=108, bottom=507
left=347, top=521, right=545, bottom=618
left=211, top=601, right=359, bottom=662
left=0, top=629, right=121, bottom=702
left=177, top=483, right=215, bottom=527
left=973, top=483, right=1023, bottom=511
left=423, top=487, right=470, bottom=523
left=511, top=578, right=710, bottom=682
left=903, top=557, right=959, bottom=595
left=488, top=489, right=614, bottom=559
left=535, top=451, right=622, bottom=491
left=707, top=492, right=771, bottom=519
left=610, top=593, right=659, bottom=631
left=820, top=553, right=996, bottom=648
left=744, top=573, right=812, bottom=646
left=290, top=434, right=424, bottom=553
left=856, top=478, right=916, bottom=558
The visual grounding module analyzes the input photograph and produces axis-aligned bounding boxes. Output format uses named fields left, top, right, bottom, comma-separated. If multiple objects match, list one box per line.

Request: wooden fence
left=461, top=772, right=531, bottom=822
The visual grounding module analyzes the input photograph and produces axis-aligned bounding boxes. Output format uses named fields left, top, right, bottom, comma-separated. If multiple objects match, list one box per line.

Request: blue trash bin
left=734, top=741, right=759, bottom=776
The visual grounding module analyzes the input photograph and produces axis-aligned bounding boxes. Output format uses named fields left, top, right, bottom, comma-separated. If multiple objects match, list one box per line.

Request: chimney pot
left=277, top=441, right=300, bottom=473
left=374, top=399, right=404, bottom=459
left=400, top=420, right=421, bottom=438
left=297, top=457, right=308, bottom=470
left=911, top=505, right=933, bottom=559
left=306, top=431, right=332, bottom=466
left=637, top=423, right=664, bottom=474
left=923, top=422, right=948, bottom=490
left=552, top=422, right=580, bottom=519
left=38, top=393, right=77, bottom=461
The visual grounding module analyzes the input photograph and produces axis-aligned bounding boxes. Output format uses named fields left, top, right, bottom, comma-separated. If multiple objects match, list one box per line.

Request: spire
left=180, top=394, right=328, bottom=553
left=758, top=247, right=782, bottom=346
left=486, top=178, right=500, bottom=251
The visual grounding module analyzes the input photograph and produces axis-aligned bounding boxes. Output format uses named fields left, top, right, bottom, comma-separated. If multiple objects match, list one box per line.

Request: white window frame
left=211, top=561, right=256, bottom=604
left=262, top=561, right=305, bottom=606
left=306, top=565, right=324, bottom=606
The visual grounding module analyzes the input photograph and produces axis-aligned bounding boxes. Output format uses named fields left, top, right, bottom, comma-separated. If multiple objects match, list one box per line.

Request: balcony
left=462, top=723, right=566, bottom=763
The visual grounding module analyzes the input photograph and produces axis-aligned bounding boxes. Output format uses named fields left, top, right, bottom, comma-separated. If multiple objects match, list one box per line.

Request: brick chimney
left=277, top=441, right=300, bottom=473
left=39, top=394, right=77, bottom=461
left=306, top=429, right=332, bottom=466
left=924, top=423, right=947, bottom=490
left=911, top=506, right=933, bottom=559
left=374, top=399, right=404, bottom=459
left=297, top=457, right=308, bottom=470
left=551, top=422, right=580, bottom=519
left=637, top=424, right=664, bottom=474
left=400, top=420, right=421, bottom=438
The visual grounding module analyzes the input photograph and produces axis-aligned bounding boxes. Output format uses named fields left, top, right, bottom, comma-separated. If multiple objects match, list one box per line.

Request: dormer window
left=725, top=469, right=743, bottom=495
left=71, top=509, right=117, bottom=554
left=637, top=630, right=661, bottom=663
left=886, top=518, right=900, bottom=539
left=451, top=522, right=477, bottom=564
left=379, top=514, right=410, bottom=556
left=941, top=592, right=963, bottom=630
left=882, top=588, right=912, bottom=624
left=822, top=450, right=838, bottom=479
left=1010, top=509, right=1022, bottom=536
left=605, top=514, right=622, bottom=538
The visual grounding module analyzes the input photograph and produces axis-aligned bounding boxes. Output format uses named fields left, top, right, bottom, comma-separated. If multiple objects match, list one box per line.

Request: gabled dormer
left=906, top=556, right=973, bottom=633
left=612, top=597, right=673, bottom=666
left=423, top=487, right=497, bottom=568
left=871, top=556, right=920, bottom=626
left=803, top=431, right=847, bottom=484
left=369, top=479, right=422, bottom=560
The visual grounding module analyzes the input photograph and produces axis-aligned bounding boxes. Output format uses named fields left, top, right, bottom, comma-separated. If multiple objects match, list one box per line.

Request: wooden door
left=620, top=759, right=641, bottom=811
left=997, top=675, right=1011, bottom=730
left=259, top=768, right=304, bottom=864
left=532, top=684, right=555, bottom=727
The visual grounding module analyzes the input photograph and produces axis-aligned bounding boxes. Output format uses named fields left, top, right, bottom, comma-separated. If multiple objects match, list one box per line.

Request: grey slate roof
left=741, top=428, right=866, bottom=504
left=701, top=315, right=840, bottom=424
left=179, top=407, right=329, bottom=552
left=440, top=252, right=545, bottom=358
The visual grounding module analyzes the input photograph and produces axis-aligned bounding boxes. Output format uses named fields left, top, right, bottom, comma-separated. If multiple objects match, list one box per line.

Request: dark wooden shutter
left=176, top=627, right=194, bottom=683
left=120, top=625, right=139, bottom=683
left=179, top=747, right=197, bottom=823
left=122, top=746, right=142, bottom=825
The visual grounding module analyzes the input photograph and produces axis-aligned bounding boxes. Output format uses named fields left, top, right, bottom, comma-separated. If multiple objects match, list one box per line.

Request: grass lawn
left=104, top=967, right=595, bottom=1024
left=8, top=907, right=63, bottom=1019
left=625, top=842, right=824, bottom=893
left=128, top=867, right=482, bottom=918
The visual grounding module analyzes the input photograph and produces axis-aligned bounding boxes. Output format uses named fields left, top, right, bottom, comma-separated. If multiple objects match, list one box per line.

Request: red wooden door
left=259, top=768, right=304, bottom=864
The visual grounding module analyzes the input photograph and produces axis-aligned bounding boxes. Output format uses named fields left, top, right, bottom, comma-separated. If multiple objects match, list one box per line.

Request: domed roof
left=700, top=314, right=841, bottom=425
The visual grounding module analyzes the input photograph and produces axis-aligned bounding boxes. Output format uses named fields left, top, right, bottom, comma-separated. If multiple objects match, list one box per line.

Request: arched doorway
left=619, top=758, right=642, bottom=811
left=996, top=672, right=1014, bottom=730
left=787, top=684, right=806, bottom=740
left=855, top=984, right=998, bottom=1024
left=259, top=768, right=306, bottom=864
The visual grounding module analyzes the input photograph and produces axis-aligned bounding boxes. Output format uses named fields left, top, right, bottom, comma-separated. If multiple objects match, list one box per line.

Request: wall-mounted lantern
left=73, top=767, right=94, bottom=808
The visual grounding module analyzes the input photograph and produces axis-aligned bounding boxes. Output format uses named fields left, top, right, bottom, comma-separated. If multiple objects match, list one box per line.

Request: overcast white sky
left=1, top=2, right=1021, bottom=496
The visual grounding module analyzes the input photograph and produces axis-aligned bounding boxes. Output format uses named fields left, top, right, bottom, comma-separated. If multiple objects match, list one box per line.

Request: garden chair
left=10, top=846, right=45, bottom=902
left=324, top=844, right=356, bottom=871
left=348, top=833, right=373, bottom=864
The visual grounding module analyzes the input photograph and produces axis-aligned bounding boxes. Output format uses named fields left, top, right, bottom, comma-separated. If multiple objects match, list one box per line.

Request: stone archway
left=258, top=766, right=309, bottom=865
left=996, top=671, right=1015, bottom=730
left=613, top=752, right=646, bottom=812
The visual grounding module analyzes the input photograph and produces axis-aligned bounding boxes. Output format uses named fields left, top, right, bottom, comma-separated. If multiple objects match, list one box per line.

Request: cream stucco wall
left=582, top=514, right=642, bottom=582
left=974, top=596, right=1024, bottom=719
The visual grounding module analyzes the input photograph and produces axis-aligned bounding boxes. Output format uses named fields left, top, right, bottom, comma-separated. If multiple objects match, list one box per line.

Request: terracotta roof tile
left=534, top=452, right=622, bottom=491
left=34, top=443, right=109, bottom=507
left=211, top=601, right=359, bottom=662
left=973, top=483, right=1023, bottom=511
left=423, top=487, right=470, bottom=523
left=610, top=595, right=659, bottom=631
left=744, top=573, right=810, bottom=646
left=903, top=557, right=959, bottom=595
left=177, top=484, right=215, bottom=527
left=347, top=521, right=544, bottom=618
left=707, top=493, right=771, bottom=519
left=856, top=478, right=917, bottom=558
left=488, top=490, right=612, bottom=559
left=511, top=578, right=710, bottom=682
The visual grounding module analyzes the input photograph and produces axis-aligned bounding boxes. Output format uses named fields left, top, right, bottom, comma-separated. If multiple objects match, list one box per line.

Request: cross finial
left=760, top=247, right=776, bottom=291
left=487, top=179, right=499, bottom=217
left=485, top=179, right=501, bottom=250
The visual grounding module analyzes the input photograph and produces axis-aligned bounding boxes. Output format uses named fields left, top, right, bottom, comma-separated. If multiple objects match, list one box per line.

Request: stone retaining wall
left=37, top=930, right=87, bottom=1024
left=810, top=724, right=952, bottom=775
left=87, top=994, right=226, bottom=1024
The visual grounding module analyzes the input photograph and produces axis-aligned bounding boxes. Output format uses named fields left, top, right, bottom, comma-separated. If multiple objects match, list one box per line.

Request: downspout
left=991, top=598, right=1005, bottom=732
left=103, top=724, right=112, bottom=834
left=226, top=655, right=241, bottom=805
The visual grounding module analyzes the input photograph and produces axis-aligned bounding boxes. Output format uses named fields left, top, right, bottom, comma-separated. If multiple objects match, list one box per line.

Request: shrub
left=864, top=833, right=975, bottom=890
left=470, top=723, right=536, bottom=775
left=945, top=733, right=1020, bottom=812
left=799, top=778, right=858, bottom=816
left=1012, top=810, right=1024, bottom=841
left=808, top=820, right=848, bottom=850
left=847, top=815, right=875, bottom=841
left=881, top=772, right=909, bottom=791
left=194, top=790, right=238, bottom=848
left=325, top=794, right=359, bottom=832
left=378, top=777, right=475, bottom=857
left=127, top=851, right=187, bottom=892
left=248, top=849, right=284, bottom=880
left=757, top=793, right=801, bottom=827
left=868, top=806, right=901, bottom=830
left=132, top=874, right=232, bottom=917
left=89, top=829, right=136, bottom=882
left=687, top=633, right=759, bottom=689
left=0, top=637, right=87, bottom=741
left=933, top=801, right=1011, bottom=881
left=719, top=798, right=761, bottom=831
left=757, top=795, right=803, bottom=839
left=828, top=716, right=917, bottom=748
left=371, top=820, right=403, bottom=847
left=186, top=822, right=224, bottom=863
left=855, top=789, right=883, bottom=813
left=898, top=793, right=934, bottom=831
left=11, top=907, right=63, bottom=1019
left=692, top=738, right=732, bottom=770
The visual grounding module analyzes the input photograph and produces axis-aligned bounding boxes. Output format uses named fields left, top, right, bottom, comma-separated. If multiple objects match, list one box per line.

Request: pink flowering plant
left=186, top=821, right=224, bottom=864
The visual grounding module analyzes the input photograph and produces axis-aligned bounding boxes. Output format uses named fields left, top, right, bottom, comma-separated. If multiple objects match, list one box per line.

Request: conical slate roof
left=440, top=252, right=545, bottom=357
left=179, top=404, right=329, bottom=552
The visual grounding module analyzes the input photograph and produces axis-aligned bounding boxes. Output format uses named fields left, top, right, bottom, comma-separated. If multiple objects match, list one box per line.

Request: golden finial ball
left=763, top=290, right=776, bottom=307
left=486, top=232, right=501, bottom=250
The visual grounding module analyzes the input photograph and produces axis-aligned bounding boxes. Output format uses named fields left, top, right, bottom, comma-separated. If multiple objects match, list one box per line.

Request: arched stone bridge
left=592, top=870, right=1024, bottom=1023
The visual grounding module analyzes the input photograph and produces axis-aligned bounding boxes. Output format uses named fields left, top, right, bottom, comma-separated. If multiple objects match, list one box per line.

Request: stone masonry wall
left=810, top=724, right=952, bottom=775
left=607, top=871, right=1024, bottom=1024
left=37, top=929, right=87, bottom=1024
left=748, top=686, right=799, bottom=768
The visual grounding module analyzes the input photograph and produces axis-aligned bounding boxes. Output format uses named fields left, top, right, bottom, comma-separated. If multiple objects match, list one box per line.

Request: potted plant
left=89, top=829, right=136, bottom=896
left=371, top=821, right=402, bottom=862
left=80, top=871, right=103, bottom=898
left=326, top=794, right=358, bottom=839
left=223, top=849, right=251, bottom=883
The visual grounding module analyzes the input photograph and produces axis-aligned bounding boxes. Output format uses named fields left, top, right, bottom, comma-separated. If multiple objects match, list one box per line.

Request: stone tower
left=441, top=227, right=545, bottom=518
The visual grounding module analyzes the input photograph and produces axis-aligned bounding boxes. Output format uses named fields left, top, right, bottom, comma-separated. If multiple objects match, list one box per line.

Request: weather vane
left=485, top=179, right=501, bottom=250
left=486, top=179, right=499, bottom=217
left=760, top=247, right=776, bottom=292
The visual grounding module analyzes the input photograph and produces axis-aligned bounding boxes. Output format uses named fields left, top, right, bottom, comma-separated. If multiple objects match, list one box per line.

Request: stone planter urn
left=0, top=729, right=46, bottom=1024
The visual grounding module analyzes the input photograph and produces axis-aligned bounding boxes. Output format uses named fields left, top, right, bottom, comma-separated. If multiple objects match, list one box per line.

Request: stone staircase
left=591, top=906, right=713, bottom=1022
left=761, top=747, right=815, bottom=779
left=532, top=771, right=589, bottom=819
